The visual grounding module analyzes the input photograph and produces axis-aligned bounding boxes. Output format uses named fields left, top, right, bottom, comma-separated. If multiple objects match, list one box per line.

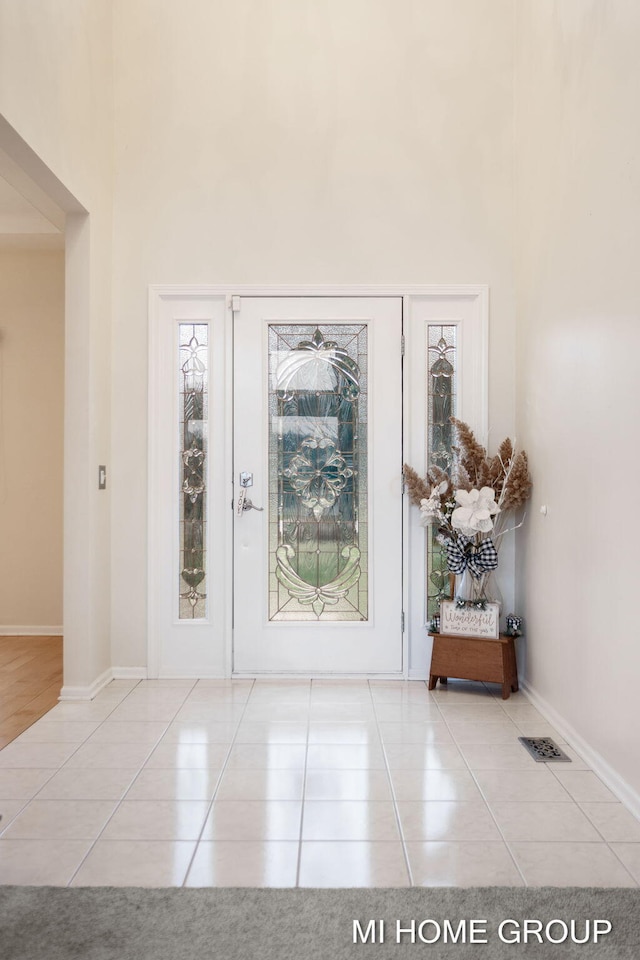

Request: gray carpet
left=0, top=887, right=638, bottom=960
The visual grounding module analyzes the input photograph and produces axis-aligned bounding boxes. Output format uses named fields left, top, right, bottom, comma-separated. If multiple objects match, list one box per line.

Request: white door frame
left=148, top=284, right=488, bottom=679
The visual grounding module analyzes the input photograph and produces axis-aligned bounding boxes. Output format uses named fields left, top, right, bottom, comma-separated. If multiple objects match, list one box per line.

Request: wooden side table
left=428, top=632, right=519, bottom=700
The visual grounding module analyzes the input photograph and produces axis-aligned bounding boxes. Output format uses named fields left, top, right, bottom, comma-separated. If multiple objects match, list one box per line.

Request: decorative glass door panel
left=234, top=297, right=402, bottom=675
left=269, top=324, right=367, bottom=622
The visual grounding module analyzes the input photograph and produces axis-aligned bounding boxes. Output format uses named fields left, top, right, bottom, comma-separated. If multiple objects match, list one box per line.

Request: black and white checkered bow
left=444, top=536, right=499, bottom=578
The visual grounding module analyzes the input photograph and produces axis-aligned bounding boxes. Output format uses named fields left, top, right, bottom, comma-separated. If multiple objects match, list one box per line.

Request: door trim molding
left=148, top=284, right=488, bottom=679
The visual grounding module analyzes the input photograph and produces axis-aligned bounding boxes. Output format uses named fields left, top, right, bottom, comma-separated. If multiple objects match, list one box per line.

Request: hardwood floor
left=0, top=636, right=63, bottom=749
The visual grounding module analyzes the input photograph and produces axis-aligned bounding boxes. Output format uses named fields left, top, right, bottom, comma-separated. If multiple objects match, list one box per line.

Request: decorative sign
left=439, top=601, right=500, bottom=639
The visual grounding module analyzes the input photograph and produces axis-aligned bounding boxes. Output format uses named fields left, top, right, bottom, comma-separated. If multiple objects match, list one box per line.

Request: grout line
left=434, top=685, right=529, bottom=887
left=64, top=678, right=198, bottom=886
left=0, top=684, right=139, bottom=841
left=295, top=681, right=313, bottom=887
left=369, top=680, right=419, bottom=887
left=179, top=678, right=256, bottom=887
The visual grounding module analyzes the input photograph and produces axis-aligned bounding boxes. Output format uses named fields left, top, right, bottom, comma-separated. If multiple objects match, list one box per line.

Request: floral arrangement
left=404, top=418, right=532, bottom=610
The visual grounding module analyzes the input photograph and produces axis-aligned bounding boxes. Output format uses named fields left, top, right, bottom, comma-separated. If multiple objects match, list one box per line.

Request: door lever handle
left=236, top=489, right=264, bottom=514
left=242, top=497, right=264, bottom=512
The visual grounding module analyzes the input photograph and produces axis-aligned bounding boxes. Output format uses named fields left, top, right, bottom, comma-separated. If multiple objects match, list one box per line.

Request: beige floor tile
left=100, top=800, right=210, bottom=841
left=489, top=802, right=601, bottom=841
left=304, top=769, right=392, bottom=801
left=161, top=721, right=239, bottom=743
left=253, top=680, right=310, bottom=696
left=306, top=744, right=385, bottom=770
left=369, top=682, right=429, bottom=703
left=610, top=843, right=640, bottom=883
left=235, top=722, right=308, bottom=744
left=378, top=722, right=452, bottom=745
left=185, top=841, right=299, bottom=887
left=226, top=744, right=306, bottom=770
left=0, top=800, right=28, bottom=830
left=430, top=682, right=496, bottom=702
left=384, top=743, right=465, bottom=770
left=215, top=768, right=304, bottom=801
left=550, top=770, right=618, bottom=802
left=70, top=840, right=196, bottom=886
left=122, top=690, right=188, bottom=706
left=241, top=704, right=311, bottom=722
left=87, top=721, right=169, bottom=744
left=389, top=769, right=482, bottom=802
left=299, top=841, right=409, bottom=887
left=513, top=721, right=566, bottom=742
left=44, top=702, right=117, bottom=722
left=435, top=703, right=509, bottom=722
left=0, top=743, right=78, bottom=768
left=459, top=743, right=541, bottom=770
left=550, top=746, right=589, bottom=769
left=144, top=742, right=230, bottom=769
left=302, top=800, right=400, bottom=841
left=185, top=686, right=252, bottom=703
left=580, top=803, right=640, bottom=842
left=15, top=721, right=101, bottom=744
left=407, top=841, right=524, bottom=886
left=125, top=767, right=221, bottom=801
left=307, top=722, right=380, bottom=745
left=136, top=679, right=196, bottom=690
left=175, top=702, right=248, bottom=723
left=447, top=721, right=522, bottom=744
left=498, top=705, right=546, bottom=724
left=105, top=702, right=183, bottom=723
left=397, top=801, right=501, bottom=842
left=65, top=741, right=155, bottom=769
left=0, top=768, right=55, bottom=799
left=95, top=679, right=140, bottom=695
left=36, top=768, right=137, bottom=801
left=310, top=685, right=373, bottom=704
left=487, top=687, right=528, bottom=703
left=510, top=842, right=637, bottom=887
left=0, top=839, right=93, bottom=885
left=194, top=679, right=254, bottom=690
left=2, top=799, right=117, bottom=840
left=374, top=703, right=442, bottom=723
left=309, top=703, right=376, bottom=722
left=201, top=800, right=302, bottom=841
left=473, top=768, right=572, bottom=802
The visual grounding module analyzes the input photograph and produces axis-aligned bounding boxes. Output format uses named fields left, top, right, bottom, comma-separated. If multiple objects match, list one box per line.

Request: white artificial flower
left=418, top=481, right=448, bottom=527
left=450, top=486, right=499, bottom=536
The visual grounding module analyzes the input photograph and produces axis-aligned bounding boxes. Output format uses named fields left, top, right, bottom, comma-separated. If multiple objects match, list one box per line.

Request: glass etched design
left=179, top=323, right=208, bottom=619
left=269, top=325, right=368, bottom=621
left=427, top=326, right=457, bottom=618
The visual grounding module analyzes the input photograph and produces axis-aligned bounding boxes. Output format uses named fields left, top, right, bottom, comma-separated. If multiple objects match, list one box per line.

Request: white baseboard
left=0, top=626, right=63, bottom=636
left=59, top=666, right=147, bottom=700
left=112, top=667, right=148, bottom=680
left=59, top=668, right=114, bottom=701
left=521, top=679, right=640, bottom=821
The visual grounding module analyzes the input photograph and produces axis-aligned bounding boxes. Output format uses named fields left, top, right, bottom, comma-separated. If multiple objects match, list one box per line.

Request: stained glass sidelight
left=178, top=323, right=208, bottom=619
left=268, top=325, right=368, bottom=621
left=427, top=325, right=457, bottom=618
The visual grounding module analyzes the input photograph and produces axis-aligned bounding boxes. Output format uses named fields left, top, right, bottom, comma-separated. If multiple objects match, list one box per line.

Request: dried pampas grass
left=404, top=419, right=532, bottom=520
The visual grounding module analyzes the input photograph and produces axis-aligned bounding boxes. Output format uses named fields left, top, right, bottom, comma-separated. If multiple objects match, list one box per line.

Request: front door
left=233, top=297, right=403, bottom=674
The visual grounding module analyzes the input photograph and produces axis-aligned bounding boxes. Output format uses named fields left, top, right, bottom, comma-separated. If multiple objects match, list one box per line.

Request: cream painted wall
left=0, top=1, right=113, bottom=686
left=0, top=248, right=64, bottom=628
left=111, top=0, right=517, bottom=668
left=515, top=1, right=640, bottom=801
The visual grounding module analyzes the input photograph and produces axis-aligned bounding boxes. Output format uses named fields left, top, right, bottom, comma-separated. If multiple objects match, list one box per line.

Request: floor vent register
left=518, top=736, right=571, bottom=762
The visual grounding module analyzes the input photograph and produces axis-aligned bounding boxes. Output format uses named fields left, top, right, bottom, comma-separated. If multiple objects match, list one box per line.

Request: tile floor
left=0, top=678, right=638, bottom=887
